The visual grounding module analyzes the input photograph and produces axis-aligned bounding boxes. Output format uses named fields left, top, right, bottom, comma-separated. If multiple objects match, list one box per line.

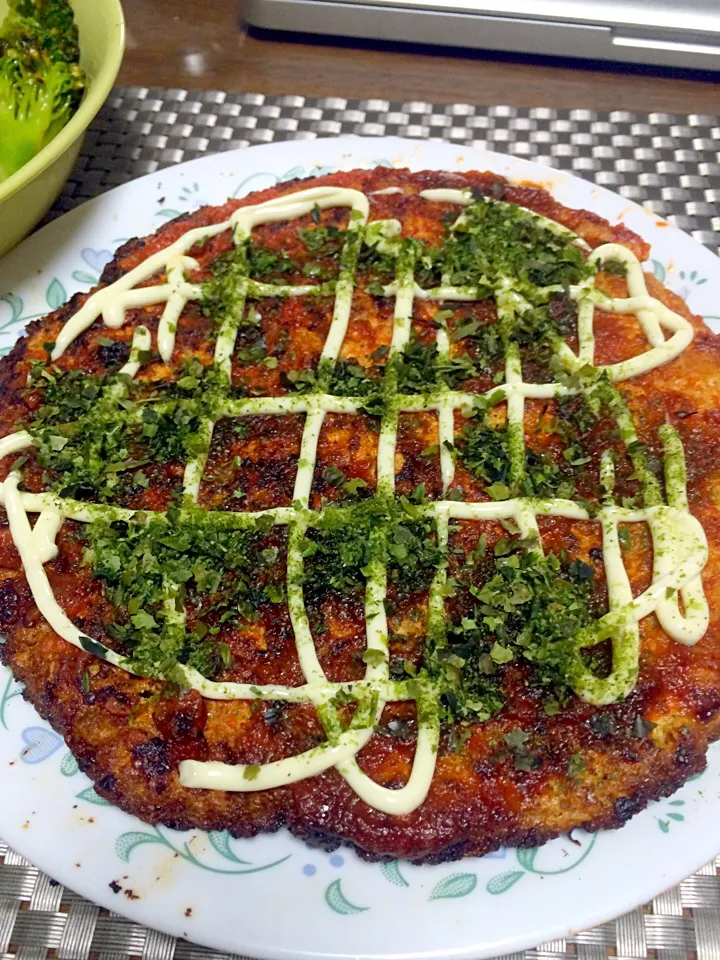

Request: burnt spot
left=0, top=580, right=20, bottom=630
left=694, top=690, right=720, bottom=723
left=102, top=239, right=145, bottom=282
left=587, top=713, right=618, bottom=738
left=154, top=691, right=208, bottom=764
left=292, top=825, right=343, bottom=853
left=60, top=482, right=97, bottom=501
left=614, top=795, right=639, bottom=822
left=674, top=742, right=699, bottom=769
left=263, top=702, right=286, bottom=726
left=409, top=840, right=470, bottom=866
left=85, top=686, right=132, bottom=713
left=97, top=340, right=130, bottom=368
left=97, top=773, right=117, bottom=793
left=56, top=291, right=86, bottom=321
left=132, top=737, right=172, bottom=778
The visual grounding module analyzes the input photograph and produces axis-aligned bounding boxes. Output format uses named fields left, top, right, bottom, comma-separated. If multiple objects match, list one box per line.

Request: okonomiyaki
left=0, top=165, right=718, bottom=863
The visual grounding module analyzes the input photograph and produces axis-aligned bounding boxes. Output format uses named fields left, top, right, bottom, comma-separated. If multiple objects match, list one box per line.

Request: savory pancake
left=0, top=166, right=718, bottom=864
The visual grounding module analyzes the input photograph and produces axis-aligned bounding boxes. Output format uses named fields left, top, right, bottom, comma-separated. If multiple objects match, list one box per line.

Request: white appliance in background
left=244, top=0, right=720, bottom=71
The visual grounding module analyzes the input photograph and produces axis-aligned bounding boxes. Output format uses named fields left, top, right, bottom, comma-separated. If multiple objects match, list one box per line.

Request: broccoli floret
left=0, top=0, right=85, bottom=183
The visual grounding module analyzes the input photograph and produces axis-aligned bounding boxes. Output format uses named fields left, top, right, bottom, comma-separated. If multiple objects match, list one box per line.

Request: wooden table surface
left=118, top=0, right=720, bottom=114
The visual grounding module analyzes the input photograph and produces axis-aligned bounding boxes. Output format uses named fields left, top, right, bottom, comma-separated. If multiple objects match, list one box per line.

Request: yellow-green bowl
left=0, top=0, right=125, bottom=258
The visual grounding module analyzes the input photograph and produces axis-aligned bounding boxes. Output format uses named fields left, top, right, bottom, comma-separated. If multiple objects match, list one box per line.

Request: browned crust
left=0, top=167, right=719, bottom=864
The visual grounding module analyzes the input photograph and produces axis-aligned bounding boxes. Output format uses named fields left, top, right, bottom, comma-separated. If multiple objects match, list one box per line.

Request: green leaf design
left=76, top=785, right=112, bottom=805
left=486, top=870, right=525, bottom=895
left=667, top=813, right=684, bottom=822
left=232, top=173, right=276, bottom=199
left=156, top=208, right=182, bottom=220
left=516, top=832, right=597, bottom=876
left=658, top=820, right=670, bottom=833
left=0, top=673, right=22, bottom=730
left=46, top=278, right=67, bottom=311
left=0, top=293, right=23, bottom=327
left=116, top=830, right=165, bottom=862
left=380, top=860, right=409, bottom=887
left=60, top=752, right=79, bottom=777
left=72, top=271, right=99, bottom=286
left=207, top=830, right=250, bottom=864
left=324, top=879, right=369, bottom=915
left=516, top=847, right=538, bottom=872
left=651, top=260, right=666, bottom=284
left=115, top=826, right=291, bottom=875
left=429, top=872, right=477, bottom=901
left=279, top=166, right=305, bottom=183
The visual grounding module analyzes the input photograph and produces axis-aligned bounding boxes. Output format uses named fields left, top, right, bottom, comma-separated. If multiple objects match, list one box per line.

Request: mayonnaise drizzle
left=0, top=184, right=709, bottom=813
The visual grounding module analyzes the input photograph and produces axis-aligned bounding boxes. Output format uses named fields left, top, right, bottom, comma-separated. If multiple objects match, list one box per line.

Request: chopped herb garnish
left=567, top=753, right=586, bottom=779
left=84, top=512, right=283, bottom=679
left=302, top=495, right=442, bottom=598
left=503, top=729, right=542, bottom=772
left=297, top=222, right=346, bottom=255
left=24, top=358, right=223, bottom=502
left=425, top=539, right=600, bottom=723
left=361, top=649, right=387, bottom=668
left=601, top=259, right=627, bottom=277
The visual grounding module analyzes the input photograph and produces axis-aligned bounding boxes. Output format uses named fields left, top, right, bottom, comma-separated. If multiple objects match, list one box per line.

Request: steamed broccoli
left=0, top=0, right=85, bottom=183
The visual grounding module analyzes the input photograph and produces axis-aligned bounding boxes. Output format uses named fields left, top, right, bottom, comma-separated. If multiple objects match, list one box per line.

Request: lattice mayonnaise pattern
left=0, top=184, right=709, bottom=814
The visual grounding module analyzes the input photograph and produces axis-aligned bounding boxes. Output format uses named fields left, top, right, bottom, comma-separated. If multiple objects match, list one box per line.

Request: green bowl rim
left=0, top=0, right=126, bottom=204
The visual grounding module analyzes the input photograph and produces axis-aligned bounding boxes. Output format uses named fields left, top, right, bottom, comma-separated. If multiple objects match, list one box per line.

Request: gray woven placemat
left=48, top=87, right=720, bottom=254
left=2, top=86, right=720, bottom=960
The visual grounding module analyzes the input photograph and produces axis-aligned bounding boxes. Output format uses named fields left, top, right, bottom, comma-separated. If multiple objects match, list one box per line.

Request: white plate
left=0, top=136, right=719, bottom=960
